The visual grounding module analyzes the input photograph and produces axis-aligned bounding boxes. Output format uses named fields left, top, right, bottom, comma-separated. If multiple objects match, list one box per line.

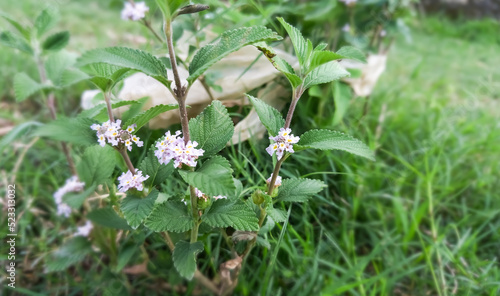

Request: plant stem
left=189, top=185, right=199, bottom=243
left=284, top=86, right=303, bottom=129
left=35, top=55, right=77, bottom=176
left=103, top=91, right=115, bottom=123
left=164, top=20, right=183, bottom=99
left=161, top=231, right=175, bottom=251
left=119, top=148, right=136, bottom=174
left=267, top=156, right=286, bottom=196
left=142, top=19, right=163, bottom=43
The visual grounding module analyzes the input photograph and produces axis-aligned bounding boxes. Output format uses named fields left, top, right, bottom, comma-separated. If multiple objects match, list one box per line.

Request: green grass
left=1, top=2, right=500, bottom=295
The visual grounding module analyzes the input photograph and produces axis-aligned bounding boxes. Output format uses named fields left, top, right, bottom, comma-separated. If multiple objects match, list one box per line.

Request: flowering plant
left=2, top=1, right=374, bottom=294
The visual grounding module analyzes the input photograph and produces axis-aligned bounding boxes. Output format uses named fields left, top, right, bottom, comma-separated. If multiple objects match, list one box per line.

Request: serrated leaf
left=0, top=31, right=33, bottom=54
left=297, top=129, right=375, bottom=161
left=77, top=47, right=169, bottom=87
left=77, top=145, right=117, bottom=186
left=277, top=17, right=308, bottom=69
left=60, top=68, right=89, bottom=87
left=45, top=51, right=78, bottom=86
left=173, top=240, right=204, bottom=280
left=35, top=116, right=97, bottom=146
left=178, top=156, right=235, bottom=197
left=314, top=42, right=328, bottom=51
left=139, top=146, right=174, bottom=187
left=246, top=94, right=284, bottom=137
left=121, top=189, right=158, bottom=229
left=188, top=26, right=282, bottom=84
left=34, top=8, right=59, bottom=37
left=92, top=99, right=145, bottom=122
left=81, top=63, right=133, bottom=92
left=332, top=81, right=351, bottom=125
left=267, top=207, right=288, bottom=223
left=202, top=199, right=259, bottom=231
left=144, top=201, right=193, bottom=232
left=309, top=50, right=344, bottom=71
left=0, top=13, right=30, bottom=40
left=276, top=178, right=327, bottom=202
left=336, top=46, right=367, bottom=63
left=124, top=104, right=178, bottom=131
left=42, top=31, right=69, bottom=51
left=272, top=57, right=302, bottom=88
left=46, top=237, right=92, bottom=272
left=302, top=61, right=350, bottom=90
left=87, top=208, right=132, bottom=230
left=13, top=73, right=50, bottom=102
left=189, top=100, right=234, bottom=157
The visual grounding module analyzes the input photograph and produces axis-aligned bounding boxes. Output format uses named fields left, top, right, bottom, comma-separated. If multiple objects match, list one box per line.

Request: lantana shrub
left=1, top=1, right=375, bottom=294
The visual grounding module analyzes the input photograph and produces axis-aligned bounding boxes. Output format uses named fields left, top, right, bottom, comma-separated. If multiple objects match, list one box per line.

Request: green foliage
left=45, top=51, right=88, bottom=87
left=76, top=47, right=170, bottom=87
left=82, top=64, right=132, bottom=92
left=277, top=17, right=309, bottom=71
left=0, top=31, right=33, bottom=54
left=34, top=117, right=97, bottom=146
left=63, top=185, right=97, bottom=209
left=34, top=7, right=59, bottom=37
left=42, top=31, right=70, bottom=52
left=13, top=73, right=50, bottom=102
left=188, top=26, right=282, bottom=84
left=302, top=61, right=350, bottom=90
left=246, top=95, right=285, bottom=137
left=77, top=145, right=117, bottom=186
left=202, top=199, right=259, bottom=231
left=0, top=121, right=41, bottom=154
left=178, top=156, right=236, bottom=197
left=139, top=147, right=175, bottom=187
left=332, top=81, right=351, bottom=125
left=46, top=237, right=92, bottom=272
left=0, top=12, right=30, bottom=40
left=276, top=178, right=327, bottom=202
left=267, top=207, right=287, bottom=223
left=87, top=208, right=132, bottom=230
left=309, top=51, right=344, bottom=71
left=124, top=104, right=178, bottom=131
left=297, top=129, right=375, bottom=161
left=189, top=100, right=234, bottom=157
left=156, top=0, right=189, bottom=19
left=121, top=190, right=159, bottom=229
left=173, top=240, right=204, bottom=280
left=144, top=201, right=193, bottom=232
left=273, top=57, right=303, bottom=88
left=336, top=46, right=367, bottom=63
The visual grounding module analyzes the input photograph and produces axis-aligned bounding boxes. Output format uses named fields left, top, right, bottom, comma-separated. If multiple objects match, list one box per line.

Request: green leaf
left=45, top=51, right=79, bottom=86
left=0, top=31, right=33, bottom=54
left=42, top=31, right=69, bottom=51
left=173, top=240, right=204, bottom=280
left=77, top=47, right=169, bottom=87
left=35, top=117, right=97, bottom=146
left=115, top=245, right=137, bottom=272
left=246, top=94, right=284, bottom=137
left=144, top=201, right=193, bottom=232
left=277, top=17, right=308, bottom=69
left=46, top=237, right=92, bottom=272
left=272, top=57, right=302, bottom=88
left=87, top=208, right=132, bottom=230
left=81, top=63, right=133, bottom=91
left=189, top=100, right=234, bottom=157
left=124, top=104, right=178, bottom=131
left=309, top=50, right=344, bottom=71
left=34, top=7, right=59, bottom=37
left=276, top=178, right=327, bottom=202
left=0, top=121, right=41, bottom=154
left=297, top=129, right=375, bottom=161
left=139, top=146, right=175, bottom=187
left=332, top=81, right=352, bottom=125
left=267, top=207, right=287, bottom=223
left=91, top=99, right=145, bottom=122
left=202, top=199, right=259, bottom=231
left=178, top=156, right=235, bottom=197
left=63, top=184, right=97, bottom=209
left=188, top=26, right=282, bottom=84
left=121, top=189, right=159, bottom=229
left=156, top=0, right=188, bottom=19
left=77, top=145, right=117, bottom=186
left=314, top=42, right=328, bottom=51
left=336, top=46, right=367, bottom=63
left=13, top=73, right=50, bottom=102
left=302, top=61, right=350, bottom=90
left=0, top=13, right=30, bottom=40
left=60, top=68, right=89, bottom=87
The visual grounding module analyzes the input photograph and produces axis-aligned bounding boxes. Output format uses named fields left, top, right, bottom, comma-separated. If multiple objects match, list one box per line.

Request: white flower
left=117, top=170, right=149, bottom=192
left=342, top=24, right=350, bottom=33
left=75, top=221, right=93, bottom=237
left=266, top=174, right=282, bottom=186
left=266, top=128, right=300, bottom=160
left=340, top=0, right=357, bottom=5
left=194, top=188, right=227, bottom=201
left=121, top=1, right=149, bottom=21
left=91, top=121, right=143, bottom=151
left=53, top=176, right=85, bottom=218
left=380, top=30, right=387, bottom=37
left=155, top=130, right=204, bottom=168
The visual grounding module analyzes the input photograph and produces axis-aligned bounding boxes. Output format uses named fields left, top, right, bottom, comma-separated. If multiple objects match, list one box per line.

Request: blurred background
left=1, top=0, right=500, bottom=295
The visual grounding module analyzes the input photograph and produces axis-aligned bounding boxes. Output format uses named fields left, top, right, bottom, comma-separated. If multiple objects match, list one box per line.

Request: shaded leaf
left=124, top=104, right=178, bottom=131
left=144, top=201, right=193, bottom=232
left=121, top=189, right=159, bottom=229
left=246, top=94, right=284, bottom=137
left=0, top=31, right=33, bottom=54
left=46, top=237, right=92, bottom=272
left=336, top=46, right=367, bottom=63
left=0, top=13, right=30, bottom=40
left=35, top=116, right=97, bottom=146
left=303, top=61, right=350, bottom=90
left=139, top=146, right=175, bottom=187
left=42, top=31, right=69, bottom=51
left=276, top=178, right=327, bottom=202
left=87, top=208, right=132, bottom=230
left=173, top=240, right=204, bottom=280
left=76, top=145, right=117, bottom=186
left=202, top=199, right=259, bottom=231
left=13, top=73, right=50, bottom=102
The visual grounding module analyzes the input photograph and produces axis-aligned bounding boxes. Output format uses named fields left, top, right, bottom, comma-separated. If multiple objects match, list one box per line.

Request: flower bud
left=252, top=190, right=265, bottom=205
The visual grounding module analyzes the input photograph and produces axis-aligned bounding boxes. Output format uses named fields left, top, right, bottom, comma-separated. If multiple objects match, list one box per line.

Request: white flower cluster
left=340, top=0, right=357, bottom=5
left=75, top=221, right=93, bottom=237
left=91, top=120, right=143, bottom=151
left=121, top=1, right=149, bottom=21
left=266, top=128, right=300, bottom=160
left=266, top=174, right=282, bottom=186
left=194, top=188, right=227, bottom=201
left=155, top=131, right=205, bottom=168
left=117, top=170, right=149, bottom=192
left=53, top=176, right=85, bottom=217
